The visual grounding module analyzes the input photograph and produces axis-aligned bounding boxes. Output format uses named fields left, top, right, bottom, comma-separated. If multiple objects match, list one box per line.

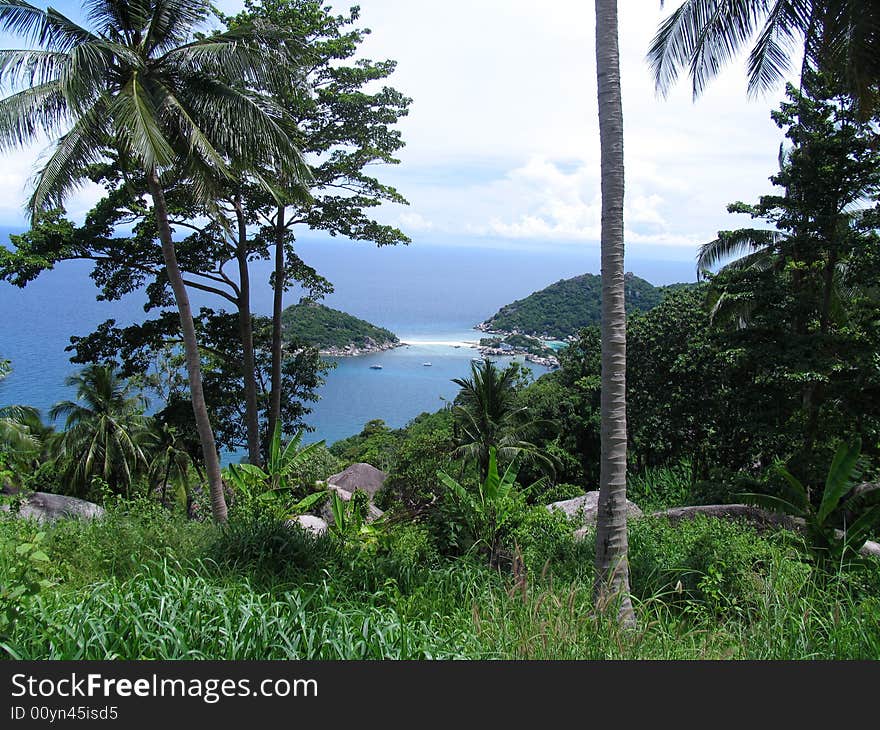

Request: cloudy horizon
left=0, top=1, right=800, bottom=265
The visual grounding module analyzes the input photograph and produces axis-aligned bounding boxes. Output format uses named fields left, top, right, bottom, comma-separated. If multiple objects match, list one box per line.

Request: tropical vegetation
left=1, top=0, right=880, bottom=660
left=479, top=272, right=663, bottom=339
left=280, top=301, right=399, bottom=352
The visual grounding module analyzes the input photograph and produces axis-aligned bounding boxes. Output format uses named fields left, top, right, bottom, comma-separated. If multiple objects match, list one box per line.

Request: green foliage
left=452, top=358, right=556, bottom=483
left=437, top=447, right=541, bottom=566
left=626, top=517, right=788, bottom=619
left=2, top=505, right=880, bottom=659
left=43, top=497, right=213, bottom=585
left=533, top=481, right=585, bottom=505
left=224, top=425, right=328, bottom=519
left=327, top=489, right=378, bottom=547
left=49, top=365, right=152, bottom=499
left=0, top=529, right=54, bottom=654
left=627, top=462, right=694, bottom=512
left=209, top=509, right=337, bottom=578
left=330, top=419, right=399, bottom=471
left=509, top=506, right=573, bottom=574
left=480, top=272, right=664, bottom=339
left=281, top=301, right=399, bottom=351
left=745, top=438, right=880, bottom=567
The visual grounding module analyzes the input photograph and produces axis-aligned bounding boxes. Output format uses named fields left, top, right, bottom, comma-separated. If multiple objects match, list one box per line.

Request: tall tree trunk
left=233, top=195, right=262, bottom=466
left=593, top=0, right=635, bottom=626
left=147, top=171, right=228, bottom=523
left=268, top=204, right=286, bottom=443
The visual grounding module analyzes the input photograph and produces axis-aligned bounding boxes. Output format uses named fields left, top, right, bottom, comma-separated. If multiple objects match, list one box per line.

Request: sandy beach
left=399, top=339, right=480, bottom=348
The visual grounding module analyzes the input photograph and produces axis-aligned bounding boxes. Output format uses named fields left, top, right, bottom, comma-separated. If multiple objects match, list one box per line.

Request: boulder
left=547, top=491, right=642, bottom=528
left=286, top=514, right=328, bottom=536
left=1, top=490, right=105, bottom=522
left=326, top=463, right=388, bottom=498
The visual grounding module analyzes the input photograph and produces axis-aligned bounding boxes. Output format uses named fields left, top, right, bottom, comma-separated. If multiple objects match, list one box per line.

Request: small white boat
left=369, top=364, right=383, bottom=370
left=423, top=362, right=432, bottom=367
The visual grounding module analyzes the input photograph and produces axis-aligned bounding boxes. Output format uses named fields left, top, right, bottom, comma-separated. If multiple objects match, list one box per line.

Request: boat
left=422, top=362, right=432, bottom=367
left=369, top=364, right=383, bottom=370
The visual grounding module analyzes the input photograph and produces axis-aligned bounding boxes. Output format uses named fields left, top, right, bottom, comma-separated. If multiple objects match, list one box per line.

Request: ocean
left=0, top=227, right=698, bottom=452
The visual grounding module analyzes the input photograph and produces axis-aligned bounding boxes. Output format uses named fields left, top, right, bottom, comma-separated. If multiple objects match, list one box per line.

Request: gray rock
left=327, top=463, right=388, bottom=498
left=547, top=491, right=642, bottom=528
left=286, top=514, right=328, bottom=536
left=1, top=491, right=105, bottom=522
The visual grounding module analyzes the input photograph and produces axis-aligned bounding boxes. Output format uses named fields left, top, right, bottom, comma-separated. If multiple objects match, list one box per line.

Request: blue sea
left=0, top=227, right=697, bottom=453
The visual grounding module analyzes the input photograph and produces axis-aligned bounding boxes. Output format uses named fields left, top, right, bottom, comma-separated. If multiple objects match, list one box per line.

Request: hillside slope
left=282, top=301, right=399, bottom=355
left=478, top=272, right=664, bottom=339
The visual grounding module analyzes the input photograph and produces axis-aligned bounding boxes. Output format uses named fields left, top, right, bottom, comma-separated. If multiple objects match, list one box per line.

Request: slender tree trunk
left=593, top=0, right=635, bottom=626
left=147, top=171, right=228, bottom=523
left=268, top=205, right=286, bottom=443
left=161, top=458, right=171, bottom=508
left=233, top=195, right=262, bottom=466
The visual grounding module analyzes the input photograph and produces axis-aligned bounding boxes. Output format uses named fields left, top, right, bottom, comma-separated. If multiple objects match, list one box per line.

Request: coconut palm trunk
left=147, top=171, right=227, bottom=522
left=233, top=195, right=262, bottom=466
left=593, top=0, right=635, bottom=625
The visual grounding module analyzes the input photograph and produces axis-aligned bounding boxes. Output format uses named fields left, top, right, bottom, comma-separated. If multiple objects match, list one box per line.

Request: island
left=281, top=300, right=401, bottom=356
left=477, top=271, right=665, bottom=340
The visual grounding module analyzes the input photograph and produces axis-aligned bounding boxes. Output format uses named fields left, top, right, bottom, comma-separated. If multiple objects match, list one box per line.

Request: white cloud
left=398, top=211, right=434, bottom=231
left=0, top=0, right=794, bottom=262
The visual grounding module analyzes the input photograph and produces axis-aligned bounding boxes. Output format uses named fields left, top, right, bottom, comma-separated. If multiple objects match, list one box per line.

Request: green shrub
left=208, top=507, right=338, bottom=579
left=346, top=522, right=440, bottom=594
left=2, top=498, right=213, bottom=586
left=625, top=515, right=799, bottom=617
left=509, top=506, right=574, bottom=574
left=627, top=461, right=693, bottom=511
left=537, top=482, right=585, bottom=504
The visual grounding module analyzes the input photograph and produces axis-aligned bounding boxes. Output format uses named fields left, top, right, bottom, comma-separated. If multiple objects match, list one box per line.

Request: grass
left=2, top=501, right=879, bottom=660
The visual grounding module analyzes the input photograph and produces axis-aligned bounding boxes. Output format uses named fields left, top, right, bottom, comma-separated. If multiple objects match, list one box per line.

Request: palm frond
left=697, top=227, right=784, bottom=274
left=176, top=74, right=312, bottom=187
left=0, top=1, right=98, bottom=52
left=649, top=0, right=769, bottom=99
left=0, top=80, right=67, bottom=150
left=112, top=72, right=175, bottom=171
left=28, top=96, right=110, bottom=213
left=143, top=0, right=212, bottom=56
left=746, top=0, right=804, bottom=95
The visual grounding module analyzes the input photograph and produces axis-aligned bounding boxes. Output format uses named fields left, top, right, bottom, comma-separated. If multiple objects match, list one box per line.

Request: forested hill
left=281, top=301, right=400, bottom=354
left=478, top=272, right=665, bottom=339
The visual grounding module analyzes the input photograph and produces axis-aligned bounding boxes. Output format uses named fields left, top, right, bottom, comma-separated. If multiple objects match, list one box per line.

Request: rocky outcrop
left=314, top=464, right=388, bottom=524
left=327, top=463, right=388, bottom=499
left=1, top=490, right=105, bottom=522
left=547, top=491, right=643, bottom=528
left=319, top=337, right=401, bottom=357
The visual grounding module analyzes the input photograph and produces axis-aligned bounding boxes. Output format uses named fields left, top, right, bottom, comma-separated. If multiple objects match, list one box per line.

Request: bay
left=0, top=227, right=697, bottom=451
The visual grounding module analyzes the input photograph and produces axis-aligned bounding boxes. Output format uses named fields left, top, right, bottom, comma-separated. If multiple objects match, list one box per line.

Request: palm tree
left=0, top=0, right=311, bottom=521
left=0, top=359, right=42, bottom=457
left=50, top=365, right=151, bottom=497
left=594, top=0, right=635, bottom=625
left=0, top=404, right=41, bottom=455
left=648, top=1, right=880, bottom=111
left=145, top=421, right=192, bottom=508
left=451, top=358, right=555, bottom=483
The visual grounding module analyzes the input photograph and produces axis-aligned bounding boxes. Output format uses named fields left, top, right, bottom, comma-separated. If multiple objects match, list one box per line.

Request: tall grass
left=3, top=506, right=879, bottom=660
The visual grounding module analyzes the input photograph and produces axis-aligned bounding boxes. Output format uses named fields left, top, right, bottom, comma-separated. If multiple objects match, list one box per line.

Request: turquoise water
left=0, top=229, right=696, bottom=450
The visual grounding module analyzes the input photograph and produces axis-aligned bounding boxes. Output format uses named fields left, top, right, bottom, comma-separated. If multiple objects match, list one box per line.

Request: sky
left=0, top=1, right=799, bottom=264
